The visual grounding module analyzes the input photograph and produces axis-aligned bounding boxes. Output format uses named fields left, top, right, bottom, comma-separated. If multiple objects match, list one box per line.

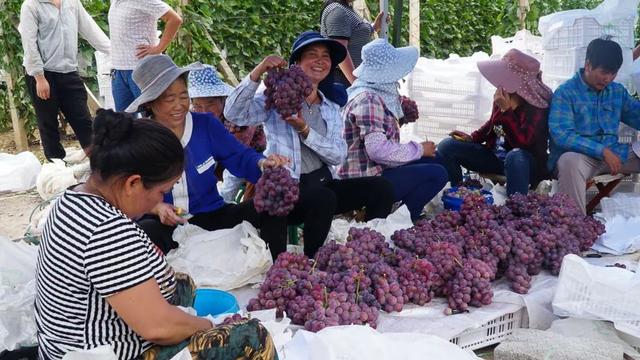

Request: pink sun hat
left=477, top=49, right=553, bottom=109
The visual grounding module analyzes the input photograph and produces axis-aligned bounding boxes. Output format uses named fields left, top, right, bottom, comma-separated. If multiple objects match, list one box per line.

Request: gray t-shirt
left=300, top=103, right=327, bottom=174
left=320, top=2, right=373, bottom=84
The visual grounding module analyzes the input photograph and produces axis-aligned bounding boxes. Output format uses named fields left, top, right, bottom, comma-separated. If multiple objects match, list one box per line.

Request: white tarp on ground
left=0, top=238, right=38, bottom=351
left=0, top=152, right=41, bottom=193
left=281, top=325, right=480, bottom=360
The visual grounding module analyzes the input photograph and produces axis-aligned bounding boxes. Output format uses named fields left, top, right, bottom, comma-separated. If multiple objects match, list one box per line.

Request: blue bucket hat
left=188, top=65, right=235, bottom=99
left=289, top=31, right=348, bottom=106
left=353, top=39, right=419, bottom=83
left=288, top=31, right=347, bottom=67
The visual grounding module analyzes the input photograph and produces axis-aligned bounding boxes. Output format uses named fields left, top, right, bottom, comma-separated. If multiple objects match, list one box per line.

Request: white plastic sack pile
left=327, top=205, right=413, bottom=245
left=0, top=237, right=38, bottom=351
left=0, top=152, right=41, bottom=192
left=36, top=159, right=90, bottom=200
left=167, top=222, right=272, bottom=290
left=281, top=325, right=480, bottom=360
left=552, top=254, right=640, bottom=338
left=592, top=192, right=640, bottom=255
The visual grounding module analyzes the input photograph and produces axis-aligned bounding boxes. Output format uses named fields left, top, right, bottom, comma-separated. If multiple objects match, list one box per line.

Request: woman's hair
left=90, top=109, right=184, bottom=187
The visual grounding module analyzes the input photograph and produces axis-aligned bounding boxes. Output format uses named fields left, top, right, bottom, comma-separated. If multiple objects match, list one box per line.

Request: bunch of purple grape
left=254, top=166, right=299, bottom=216
left=399, top=96, right=419, bottom=126
left=264, top=65, right=313, bottom=118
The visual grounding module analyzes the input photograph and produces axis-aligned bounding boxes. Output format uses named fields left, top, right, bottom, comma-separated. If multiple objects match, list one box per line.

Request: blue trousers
left=111, top=69, right=141, bottom=112
left=381, top=157, right=449, bottom=221
left=437, top=137, right=534, bottom=196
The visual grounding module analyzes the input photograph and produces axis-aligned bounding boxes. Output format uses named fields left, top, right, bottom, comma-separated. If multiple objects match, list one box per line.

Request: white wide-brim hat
left=188, top=65, right=235, bottom=98
left=125, top=54, right=203, bottom=113
left=353, top=39, right=419, bottom=83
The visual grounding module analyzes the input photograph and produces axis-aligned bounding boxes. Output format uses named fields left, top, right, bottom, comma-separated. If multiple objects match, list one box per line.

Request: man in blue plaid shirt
left=549, top=38, right=640, bottom=214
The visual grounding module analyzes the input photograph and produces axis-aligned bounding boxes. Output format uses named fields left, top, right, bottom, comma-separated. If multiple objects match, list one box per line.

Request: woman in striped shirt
left=35, top=109, right=276, bottom=359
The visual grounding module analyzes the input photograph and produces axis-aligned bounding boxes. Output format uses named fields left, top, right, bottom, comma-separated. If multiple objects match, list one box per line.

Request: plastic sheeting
left=167, top=222, right=273, bottom=290
left=0, top=238, right=38, bottom=351
left=281, top=325, right=480, bottom=360
left=0, top=152, right=41, bottom=193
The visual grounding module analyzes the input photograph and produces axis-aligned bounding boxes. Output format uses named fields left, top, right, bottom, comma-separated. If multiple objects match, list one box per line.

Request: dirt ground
left=0, top=129, right=78, bottom=240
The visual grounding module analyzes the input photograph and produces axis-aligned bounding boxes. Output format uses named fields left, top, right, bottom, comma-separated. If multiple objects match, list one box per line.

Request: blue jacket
left=164, top=112, right=264, bottom=214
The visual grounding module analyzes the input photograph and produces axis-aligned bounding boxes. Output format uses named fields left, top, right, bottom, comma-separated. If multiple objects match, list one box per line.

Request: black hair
left=90, top=109, right=184, bottom=187
left=585, top=37, right=623, bottom=73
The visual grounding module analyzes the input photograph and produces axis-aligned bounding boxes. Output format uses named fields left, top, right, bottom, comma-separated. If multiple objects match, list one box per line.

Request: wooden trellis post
left=409, top=0, right=420, bottom=53
left=518, top=0, right=530, bottom=30
left=176, top=0, right=238, bottom=86
left=353, top=0, right=373, bottom=21
left=2, top=70, right=28, bottom=151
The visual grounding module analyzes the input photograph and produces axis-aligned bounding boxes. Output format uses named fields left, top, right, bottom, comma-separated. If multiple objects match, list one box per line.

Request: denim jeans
left=437, top=137, right=534, bottom=196
left=111, top=69, right=141, bottom=112
left=381, top=157, right=449, bottom=221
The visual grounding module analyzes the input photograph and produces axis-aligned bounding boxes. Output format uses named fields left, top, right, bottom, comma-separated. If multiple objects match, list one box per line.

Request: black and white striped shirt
left=35, top=190, right=176, bottom=360
left=321, top=2, right=373, bottom=69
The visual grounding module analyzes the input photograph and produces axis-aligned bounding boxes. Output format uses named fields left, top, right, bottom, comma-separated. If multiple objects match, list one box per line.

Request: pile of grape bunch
left=264, top=65, right=313, bottom=118
left=254, top=167, right=299, bottom=216
left=399, top=96, right=419, bottom=126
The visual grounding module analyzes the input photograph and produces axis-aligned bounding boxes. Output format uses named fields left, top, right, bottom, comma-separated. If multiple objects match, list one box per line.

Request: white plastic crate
left=418, top=96, right=491, bottom=124
left=552, top=255, right=640, bottom=338
left=618, top=123, right=640, bottom=144
left=414, top=119, right=481, bottom=143
left=492, top=30, right=544, bottom=60
left=449, top=307, right=526, bottom=350
left=542, top=16, right=636, bottom=50
left=543, top=46, right=633, bottom=80
left=542, top=47, right=588, bottom=78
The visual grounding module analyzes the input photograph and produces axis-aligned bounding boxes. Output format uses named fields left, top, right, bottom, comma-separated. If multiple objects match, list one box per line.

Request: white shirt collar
left=181, top=112, right=194, bottom=147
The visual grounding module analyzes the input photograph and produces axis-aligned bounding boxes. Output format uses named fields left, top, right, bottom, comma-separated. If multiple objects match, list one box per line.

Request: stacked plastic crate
left=491, top=29, right=544, bottom=62
left=407, top=54, right=495, bottom=143
left=540, top=16, right=636, bottom=93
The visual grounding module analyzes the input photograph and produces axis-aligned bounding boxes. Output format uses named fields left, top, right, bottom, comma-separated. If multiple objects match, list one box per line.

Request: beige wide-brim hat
left=125, top=54, right=204, bottom=113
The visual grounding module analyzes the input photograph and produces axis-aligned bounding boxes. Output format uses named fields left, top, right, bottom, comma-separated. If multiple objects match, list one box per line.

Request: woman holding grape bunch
left=124, top=54, right=290, bottom=259
left=338, top=39, right=449, bottom=221
left=224, top=31, right=395, bottom=258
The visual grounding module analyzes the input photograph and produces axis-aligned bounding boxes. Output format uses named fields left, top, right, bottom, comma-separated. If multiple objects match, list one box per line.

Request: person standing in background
left=19, top=0, right=111, bottom=161
left=108, top=0, right=182, bottom=111
left=320, top=0, right=387, bottom=86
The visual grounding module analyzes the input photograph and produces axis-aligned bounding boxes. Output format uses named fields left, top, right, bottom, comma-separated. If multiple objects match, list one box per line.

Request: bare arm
left=333, top=38, right=356, bottom=84
left=136, top=9, right=183, bottom=58
left=107, top=278, right=212, bottom=345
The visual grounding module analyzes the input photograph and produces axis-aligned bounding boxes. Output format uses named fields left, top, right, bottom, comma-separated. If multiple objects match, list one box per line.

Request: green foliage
left=0, top=0, right=637, bottom=134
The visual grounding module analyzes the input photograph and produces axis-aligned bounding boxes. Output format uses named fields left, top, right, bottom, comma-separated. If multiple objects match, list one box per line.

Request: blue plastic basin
left=442, top=187, right=494, bottom=211
left=193, top=289, right=239, bottom=317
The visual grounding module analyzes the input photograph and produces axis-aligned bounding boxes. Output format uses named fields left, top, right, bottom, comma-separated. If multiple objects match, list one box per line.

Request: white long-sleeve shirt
left=18, top=0, right=111, bottom=76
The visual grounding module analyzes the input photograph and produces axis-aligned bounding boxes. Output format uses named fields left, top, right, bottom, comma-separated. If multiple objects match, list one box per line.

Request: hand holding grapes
left=284, top=111, right=309, bottom=137
left=259, top=154, right=290, bottom=171
left=250, top=55, right=287, bottom=82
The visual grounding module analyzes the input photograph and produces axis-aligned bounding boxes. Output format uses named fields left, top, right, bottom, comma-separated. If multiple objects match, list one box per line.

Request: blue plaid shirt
left=548, top=69, right=640, bottom=171
left=223, top=76, right=347, bottom=179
